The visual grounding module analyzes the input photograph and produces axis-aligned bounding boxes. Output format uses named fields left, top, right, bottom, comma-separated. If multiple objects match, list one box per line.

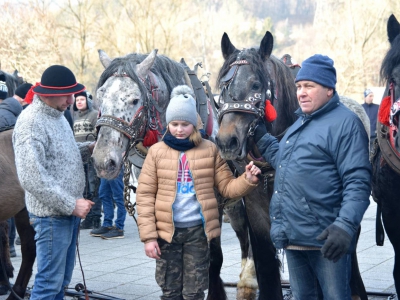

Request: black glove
left=253, top=121, right=268, bottom=143
left=316, top=224, right=352, bottom=263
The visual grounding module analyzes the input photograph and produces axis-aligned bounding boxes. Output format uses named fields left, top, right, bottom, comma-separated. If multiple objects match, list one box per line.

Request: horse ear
left=136, top=49, right=158, bottom=79
left=98, top=49, right=112, bottom=69
left=387, top=14, right=400, bottom=44
left=221, top=33, right=237, bottom=60
left=259, top=31, right=274, bottom=61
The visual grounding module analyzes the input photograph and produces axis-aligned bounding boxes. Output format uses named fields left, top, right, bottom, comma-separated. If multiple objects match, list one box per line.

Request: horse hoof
left=237, top=287, right=257, bottom=300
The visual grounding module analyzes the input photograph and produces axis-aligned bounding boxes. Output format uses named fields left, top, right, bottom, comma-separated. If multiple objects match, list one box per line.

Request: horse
left=91, top=49, right=237, bottom=300
left=371, top=14, right=400, bottom=296
left=0, top=70, right=36, bottom=299
left=215, top=31, right=371, bottom=300
left=0, top=70, right=24, bottom=97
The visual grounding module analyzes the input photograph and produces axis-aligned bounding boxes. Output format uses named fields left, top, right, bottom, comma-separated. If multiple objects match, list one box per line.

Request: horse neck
left=147, top=72, right=170, bottom=131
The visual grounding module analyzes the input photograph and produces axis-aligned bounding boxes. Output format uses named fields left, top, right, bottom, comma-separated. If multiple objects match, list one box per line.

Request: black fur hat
left=33, top=65, right=85, bottom=96
left=15, top=83, right=33, bottom=99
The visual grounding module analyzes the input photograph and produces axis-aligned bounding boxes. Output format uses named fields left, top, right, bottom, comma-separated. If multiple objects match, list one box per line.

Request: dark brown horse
left=0, top=129, right=36, bottom=299
left=372, top=14, right=400, bottom=296
left=215, top=31, right=369, bottom=300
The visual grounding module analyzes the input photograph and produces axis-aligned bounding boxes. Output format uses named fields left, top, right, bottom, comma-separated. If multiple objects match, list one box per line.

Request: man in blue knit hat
left=253, top=54, right=371, bottom=299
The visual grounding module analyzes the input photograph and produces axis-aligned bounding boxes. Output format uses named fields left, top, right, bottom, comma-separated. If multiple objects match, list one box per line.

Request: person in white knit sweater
left=13, top=65, right=95, bottom=300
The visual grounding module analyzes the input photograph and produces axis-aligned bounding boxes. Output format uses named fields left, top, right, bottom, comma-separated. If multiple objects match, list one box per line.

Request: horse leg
left=245, top=196, right=283, bottom=300
left=0, top=220, right=14, bottom=289
left=381, top=198, right=400, bottom=295
left=350, top=226, right=367, bottom=300
left=207, top=193, right=227, bottom=300
left=224, top=201, right=258, bottom=300
left=7, top=207, right=36, bottom=300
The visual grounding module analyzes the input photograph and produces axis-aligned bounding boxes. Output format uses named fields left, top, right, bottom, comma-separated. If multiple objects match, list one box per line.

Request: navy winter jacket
left=0, top=97, right=22, bottom=130
left=257, top=92, right=371, bottom=250
left=362, top=102, right=379, bottom=139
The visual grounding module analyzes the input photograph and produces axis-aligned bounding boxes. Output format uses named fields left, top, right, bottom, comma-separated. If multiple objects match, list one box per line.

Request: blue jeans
left=99, top=168, right=126, bottom=230
left=286, top=250, right=352, bottom=300
left=29, top=214, right=80, bottom=300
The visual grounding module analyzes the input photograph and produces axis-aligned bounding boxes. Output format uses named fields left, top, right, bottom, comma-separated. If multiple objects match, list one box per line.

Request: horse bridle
left=389, top=80, right=400, bottom=128
left=218, top=57, right=273, bottom=137
left=96, top=72, right=162, bottom=153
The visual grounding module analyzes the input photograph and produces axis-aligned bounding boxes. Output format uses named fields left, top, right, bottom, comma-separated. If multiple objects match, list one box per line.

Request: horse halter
left=218, top=56, right=273, bottom=136
left=95, top=72, right=161, bottom=150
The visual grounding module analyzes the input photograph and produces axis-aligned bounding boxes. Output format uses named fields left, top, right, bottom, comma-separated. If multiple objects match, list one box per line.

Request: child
left=136, top=85, right=261, bottom=299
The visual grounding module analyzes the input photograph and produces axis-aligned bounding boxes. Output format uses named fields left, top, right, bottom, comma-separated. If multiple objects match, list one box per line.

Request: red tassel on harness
left=25, top=82, right=40, bottom=104
left=264, top=100, right=277, bottom=122
left=378, top=96, right=391, bottom=127
left=143, top=129, right=159, bottom=147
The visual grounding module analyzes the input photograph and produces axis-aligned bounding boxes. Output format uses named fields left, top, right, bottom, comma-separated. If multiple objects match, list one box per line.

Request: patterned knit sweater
left=13, top=96, right=91, bottom=217
left=73, top=108, right=98, bottom=142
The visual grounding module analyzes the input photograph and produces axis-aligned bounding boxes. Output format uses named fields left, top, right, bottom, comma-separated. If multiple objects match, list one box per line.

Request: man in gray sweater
left=13, top=65, right=95, bottom=299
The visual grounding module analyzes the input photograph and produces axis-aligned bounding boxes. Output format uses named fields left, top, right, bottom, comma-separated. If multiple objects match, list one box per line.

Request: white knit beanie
left=166, top=85, right=197, bottom=126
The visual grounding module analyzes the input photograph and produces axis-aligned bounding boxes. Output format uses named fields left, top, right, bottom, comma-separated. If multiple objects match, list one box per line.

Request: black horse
left=372, top=14, right=400, bottom=296
left=215, top=31, right=369, bottom=300
left=215, top=32, right=298, bottom=300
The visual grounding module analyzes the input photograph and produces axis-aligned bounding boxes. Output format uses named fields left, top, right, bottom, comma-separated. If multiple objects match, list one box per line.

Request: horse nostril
left=104, top=159, right=117, bottom=172
left=228, top=137, right=239, bottom=152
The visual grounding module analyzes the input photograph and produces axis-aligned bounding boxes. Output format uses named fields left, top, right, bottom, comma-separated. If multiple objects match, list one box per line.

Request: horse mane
left=380, top=34, right=400, bottom=84
left=217, top=48, right=298, bottom=137
left=0, top=70, right=19, bottom=97
left=96, top=53, right=185, bottom=98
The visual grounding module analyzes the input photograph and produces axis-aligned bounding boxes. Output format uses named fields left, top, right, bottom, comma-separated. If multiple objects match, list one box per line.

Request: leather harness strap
left=377, top=122, right=400, bottom=175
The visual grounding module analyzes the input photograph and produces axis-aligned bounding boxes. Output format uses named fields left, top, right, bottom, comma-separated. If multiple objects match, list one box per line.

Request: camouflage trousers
left=156, top=225, right=209, bottom=300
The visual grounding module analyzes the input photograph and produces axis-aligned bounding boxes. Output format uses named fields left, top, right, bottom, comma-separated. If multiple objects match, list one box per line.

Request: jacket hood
left=73, top=95, right=93, bottom=111
left=0, top=97, right=23, bottom=117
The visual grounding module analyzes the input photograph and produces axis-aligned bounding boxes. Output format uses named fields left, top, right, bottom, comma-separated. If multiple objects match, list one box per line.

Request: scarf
left=163, top=132, right=196, bottom=151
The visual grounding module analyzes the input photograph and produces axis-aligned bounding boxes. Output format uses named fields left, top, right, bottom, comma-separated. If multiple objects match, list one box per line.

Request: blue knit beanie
left=295, top=54, right=336, bottom=89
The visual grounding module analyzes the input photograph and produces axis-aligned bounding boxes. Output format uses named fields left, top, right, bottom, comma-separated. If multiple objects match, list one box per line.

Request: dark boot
left=0, top=284, right=9, bottom=295
left=80, top=218, right=94, bottom=230
left=92, top=218, right=101, bottom=229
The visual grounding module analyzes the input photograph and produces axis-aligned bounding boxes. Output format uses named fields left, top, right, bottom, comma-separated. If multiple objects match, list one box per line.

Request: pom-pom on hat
left=33, top=65, right=85, bottom=96
left=15, top=83, right=33, bottom=99
left=0, top=74, right=8, bottom=100
left=166, top=85, right=197, bottom=126
left=296, top=54, right=337, bottom=89
left=364, top=89, right=373, bottom=98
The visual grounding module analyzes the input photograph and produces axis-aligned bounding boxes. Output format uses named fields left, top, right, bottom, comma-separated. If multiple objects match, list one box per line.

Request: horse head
left=92, top=49, right=165, bottom=179
left=215, top=32, right=298, bottom=161
left=92, top=49, right=185, bottom=179
left=381, top=14, right=400, bottom=152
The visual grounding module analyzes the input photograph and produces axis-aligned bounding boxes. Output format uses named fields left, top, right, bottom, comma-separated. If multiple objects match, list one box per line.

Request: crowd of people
left=1, top=53, right=380, bottom=299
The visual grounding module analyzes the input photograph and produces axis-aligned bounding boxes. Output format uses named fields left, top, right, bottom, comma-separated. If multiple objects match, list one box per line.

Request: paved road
left=1, top=198, right=396, bottom=299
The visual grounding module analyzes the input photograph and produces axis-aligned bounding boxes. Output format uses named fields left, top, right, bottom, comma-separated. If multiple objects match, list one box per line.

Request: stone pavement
left=1, top=197, right=396, bottom=299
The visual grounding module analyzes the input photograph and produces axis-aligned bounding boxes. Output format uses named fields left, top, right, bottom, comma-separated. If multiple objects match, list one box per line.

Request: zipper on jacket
left=188, top=165, right=209, bottom=242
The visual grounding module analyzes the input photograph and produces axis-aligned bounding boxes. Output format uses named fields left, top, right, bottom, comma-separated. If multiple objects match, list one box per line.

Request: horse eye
left=252, top=83, right=261, bottom=90
left=127, top=99, right=139, bottom=105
